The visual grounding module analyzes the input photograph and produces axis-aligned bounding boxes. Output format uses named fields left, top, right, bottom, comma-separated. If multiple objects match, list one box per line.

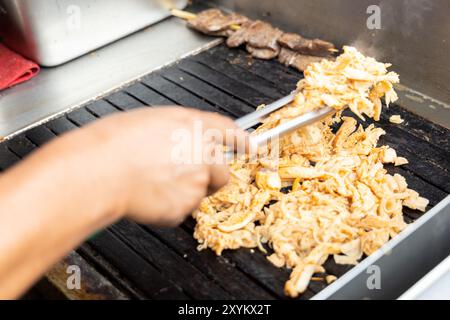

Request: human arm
left=0, top=107, right=245, bottom=299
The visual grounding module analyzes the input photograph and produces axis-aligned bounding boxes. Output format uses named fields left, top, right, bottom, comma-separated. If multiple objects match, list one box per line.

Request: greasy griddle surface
left=1, top=45, right=448, bottom=299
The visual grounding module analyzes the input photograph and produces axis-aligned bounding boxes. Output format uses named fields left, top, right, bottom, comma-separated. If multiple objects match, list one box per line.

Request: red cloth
left=0, top=43, right=40, bottom=90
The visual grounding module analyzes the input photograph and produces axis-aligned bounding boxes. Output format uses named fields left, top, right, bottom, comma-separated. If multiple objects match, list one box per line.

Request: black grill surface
left=2, top=45, right=449, bottom=299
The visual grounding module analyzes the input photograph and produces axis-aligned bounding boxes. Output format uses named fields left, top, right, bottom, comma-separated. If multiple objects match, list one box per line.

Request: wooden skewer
left=171, top=9, right=242, bottom=30
left=171, top=8, right=197, bottom=20
left=229, top=24, right=241, bottom=31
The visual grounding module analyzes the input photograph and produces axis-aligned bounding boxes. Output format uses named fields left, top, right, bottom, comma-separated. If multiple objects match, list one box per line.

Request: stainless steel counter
left=0, top=16, right=219, bottom=139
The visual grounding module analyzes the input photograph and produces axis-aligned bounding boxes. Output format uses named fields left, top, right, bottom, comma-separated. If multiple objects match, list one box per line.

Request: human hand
left=81, top=106, right=247, bottom=226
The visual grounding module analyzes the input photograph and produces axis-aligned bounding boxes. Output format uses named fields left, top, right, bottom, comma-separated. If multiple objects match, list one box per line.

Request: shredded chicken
left=389, top=114, right=404, bottom=124
left=193, top=46, right=428, bottom=298
left=326, top=275, right=337, bottom=284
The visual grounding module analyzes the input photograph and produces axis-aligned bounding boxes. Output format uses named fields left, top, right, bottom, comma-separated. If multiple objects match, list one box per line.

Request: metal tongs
left=236, top=92, right=335, bottom=147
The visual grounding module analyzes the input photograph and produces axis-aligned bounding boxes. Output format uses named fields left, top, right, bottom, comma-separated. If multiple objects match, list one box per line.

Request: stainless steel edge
left=311, top=195, right=450, bottom=300
left=398, top=255, right=450, bottom=299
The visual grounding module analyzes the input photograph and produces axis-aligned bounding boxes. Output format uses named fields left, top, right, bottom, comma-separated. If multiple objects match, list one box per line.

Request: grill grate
left=1, top=44, right=449, bottom=299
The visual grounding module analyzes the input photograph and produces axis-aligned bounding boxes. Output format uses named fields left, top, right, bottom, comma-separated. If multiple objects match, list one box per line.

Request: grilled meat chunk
left=227, top=20, right=283, bottom=59
left=278, top=47, right=329, bottom=72
left=246, top=45, right=280, bottom=60
left=278, top=33, right=335, bottom=57
left=246, top=22, right=283, bottom=52
left=226, top=21, right=252, bottom=47
left=187, top=9, right=248, bottom=36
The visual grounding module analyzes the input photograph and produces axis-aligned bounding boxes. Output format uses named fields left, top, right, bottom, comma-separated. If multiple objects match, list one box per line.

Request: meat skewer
left=226, top=20, right=283, bottom=59
left=173, top=9, right=283, bottom=59
left=171, top=9, right=337, bottom=71
left=278, top=33, right=337, bottom=57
